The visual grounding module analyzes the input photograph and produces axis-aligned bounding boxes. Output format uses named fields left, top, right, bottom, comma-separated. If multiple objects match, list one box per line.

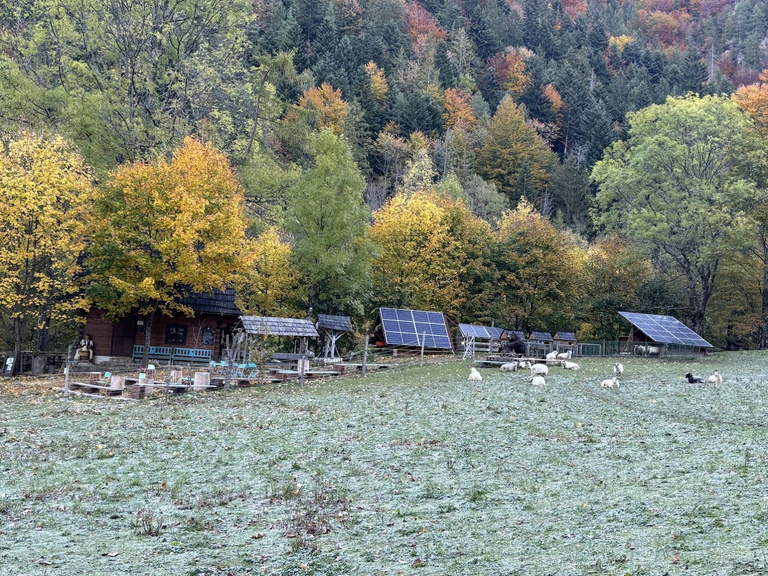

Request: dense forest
left=1, top=0, right=767, bottom=355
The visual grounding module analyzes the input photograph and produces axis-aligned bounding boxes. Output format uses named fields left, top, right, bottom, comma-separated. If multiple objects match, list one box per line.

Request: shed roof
left=554, top=331, right=577, bottom=342
left=240, top=316, right=319, bottom=337
left=529, top=331, right=553, bottom=342
left=317, top=314, right=353, bottom=332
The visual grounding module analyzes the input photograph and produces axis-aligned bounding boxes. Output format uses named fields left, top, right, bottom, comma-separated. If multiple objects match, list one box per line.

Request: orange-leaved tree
left=0, top=132, right=95, bottom=374
left=85, top=137, right=251, bottom=366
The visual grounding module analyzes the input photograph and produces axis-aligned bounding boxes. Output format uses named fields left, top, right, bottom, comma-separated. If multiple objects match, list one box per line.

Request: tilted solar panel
left=379, top=308, right=453, bottom=350
left=619, top=312, right=713, bottom=347
left=459, top=324, right=492, bottom=339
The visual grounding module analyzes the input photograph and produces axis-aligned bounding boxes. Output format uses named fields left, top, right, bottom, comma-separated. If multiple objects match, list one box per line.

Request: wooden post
left=63, top=363, right=71, bottom=411
left=420, top=332, right=426, bottom=366
left=361, top=335, right=369, bottom=378
left=193, top=372, right=210, bottom=391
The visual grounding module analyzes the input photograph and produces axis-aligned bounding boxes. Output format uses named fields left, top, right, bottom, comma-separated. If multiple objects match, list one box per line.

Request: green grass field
left=2, top=352, right=768, bottom=575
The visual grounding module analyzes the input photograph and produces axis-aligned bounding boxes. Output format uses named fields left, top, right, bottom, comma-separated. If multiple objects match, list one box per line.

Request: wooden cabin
left=80, top=289, right=241, bottom=364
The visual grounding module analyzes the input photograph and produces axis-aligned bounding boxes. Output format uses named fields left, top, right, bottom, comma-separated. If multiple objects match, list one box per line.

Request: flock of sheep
left=468, top=354, right=724, bottom=388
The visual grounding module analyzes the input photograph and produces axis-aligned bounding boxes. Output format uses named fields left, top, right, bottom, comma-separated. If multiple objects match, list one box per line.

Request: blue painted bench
left=131, top=345, right=173, bottom=363
left=173, top=348, right=212, bottom=364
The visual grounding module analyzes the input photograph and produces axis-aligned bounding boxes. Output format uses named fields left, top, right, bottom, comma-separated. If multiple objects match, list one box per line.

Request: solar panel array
left=317, top=314, right=352, bottom=332
left=619, top=312, right=713, bottom=348
left=240, top=316, right=319, bottom=337
left=458, top=324, right=501, bottom=339
left=380, top=308, right=453, bottom=349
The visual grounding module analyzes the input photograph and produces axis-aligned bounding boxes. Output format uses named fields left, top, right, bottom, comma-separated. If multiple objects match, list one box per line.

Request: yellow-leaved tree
left=237, top=226, right=300, bottom=317
left=0, top=132, right=95, bottom=374
left=85, top=137, right=251, bottom=366
left=369, top=191, right=492, bottom=319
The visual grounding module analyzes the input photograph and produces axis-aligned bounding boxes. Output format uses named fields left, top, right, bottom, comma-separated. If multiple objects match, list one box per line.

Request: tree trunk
left=760, top=237, right=768, bottom=349
left=141, top=311, right=154, bottom=367
left=11, top=317, right=24, bottom=376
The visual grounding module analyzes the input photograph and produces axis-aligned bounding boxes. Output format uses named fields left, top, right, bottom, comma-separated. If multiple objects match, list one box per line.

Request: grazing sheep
left=600, top=376, right=619, bottom=388
left=530, top=375, right=546, bottom=386
left=706, top=370, right=723, bottom=384
left=469, top=367, right=483, bottom=381
left=500, top=362, right=518, bottom=372
left=518, top=360, right=532, bottom=370
left=545, top=350, right=559, bottom=362
left=634, top=345, right=660, bottom=356
left=556, top=350, right=572, bottom=360
left=613, top=362, right=624, bottom=378
left=560, top=360, right=580, bottom=370
left=684, top=372, right=704, bottom=383
left=530, top=363, right=549, bottom=377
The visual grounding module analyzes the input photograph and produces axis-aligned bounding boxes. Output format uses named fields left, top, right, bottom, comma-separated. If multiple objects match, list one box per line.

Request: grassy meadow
left=2, top=352, right=768, bottom=575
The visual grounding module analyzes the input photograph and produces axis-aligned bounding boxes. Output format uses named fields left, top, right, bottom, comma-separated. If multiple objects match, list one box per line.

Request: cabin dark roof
left=554, top=331, right=577, bottom=342
left=529, top=331, right=553, bottom=342
left=501, top=329, right=526, bottom=341
left=317, top=314, right=353, bottom=332
left=179, top=288, right=241, bottom=315
left=240, top=316, right=319, bottom=337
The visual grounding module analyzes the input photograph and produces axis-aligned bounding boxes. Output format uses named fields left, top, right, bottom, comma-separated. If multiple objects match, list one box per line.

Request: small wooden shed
left=528, top=331, right=554, bottom=357
left=553, top=331, right=577, bottom=353
left=316, top=314, right=353, bottom=360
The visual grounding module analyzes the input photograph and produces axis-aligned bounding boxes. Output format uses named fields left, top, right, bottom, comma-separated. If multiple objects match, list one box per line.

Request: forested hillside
left=1, top=0, right=767, bottom=351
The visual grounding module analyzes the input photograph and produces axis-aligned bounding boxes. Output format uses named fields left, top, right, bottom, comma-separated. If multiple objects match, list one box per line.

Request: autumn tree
left=592, top=95, right=761, bottom=334
left=369, top=191, right=492, bottom=320
left=0, top=132, right=95, bottom=374
left=490, top=199, right=583, bottom=332
left=283, top=129, right=375, bottom=316
left=237, top=227, right=300, bottom=317
left=732, top=71, right=768, bottom=347
left=577, top=235, right=655, bottom=340
left=476, top=95, right=557, bottom=207
left=86, top=137, right=251, bottom=367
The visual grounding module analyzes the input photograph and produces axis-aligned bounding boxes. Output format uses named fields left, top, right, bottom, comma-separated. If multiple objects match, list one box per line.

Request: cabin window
left=201, top=327, right=215, bottom=345
left=165, top=325, right=187, bottom=345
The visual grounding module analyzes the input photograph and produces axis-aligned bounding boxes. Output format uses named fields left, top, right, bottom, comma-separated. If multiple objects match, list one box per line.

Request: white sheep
left=706, top=370, right=723, bottom=384
left=545, top=350, right=559, bottom=362
left=530, top=375, right=546, bottom=386
left=530, top=363, right=549, bottom=377
left=556, top=350, right=572, bottom=360
left=469, top=367, right=483, bottom=381
left=560, top=360, right=580, bottom=370
left=613, top=362, right=624, bottom=378
left=634, top=345, right=660, bottom=356
left=601, top=376, right=619, bottom=388
left=500, top=362, right=518, bottom=372
left=518, top=360, right=531, bottom=370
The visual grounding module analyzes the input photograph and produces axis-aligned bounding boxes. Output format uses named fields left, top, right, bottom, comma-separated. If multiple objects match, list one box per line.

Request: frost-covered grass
left=3, top=352, right=768, bottom=575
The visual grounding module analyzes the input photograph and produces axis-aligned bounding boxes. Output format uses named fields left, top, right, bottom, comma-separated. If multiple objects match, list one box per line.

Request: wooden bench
left=172, top=348, right=212, bottom=364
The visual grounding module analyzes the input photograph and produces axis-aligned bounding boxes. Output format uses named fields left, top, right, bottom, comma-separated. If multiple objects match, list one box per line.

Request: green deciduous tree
left=592, top=94, right=761, bottom=334
left=283, top=128, right=375, bottom=317
left=86, top=137, right=251, bottom=366
left=490, top=199, right=583, bottom=332
left=0, top=132, right=94, bottom=373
